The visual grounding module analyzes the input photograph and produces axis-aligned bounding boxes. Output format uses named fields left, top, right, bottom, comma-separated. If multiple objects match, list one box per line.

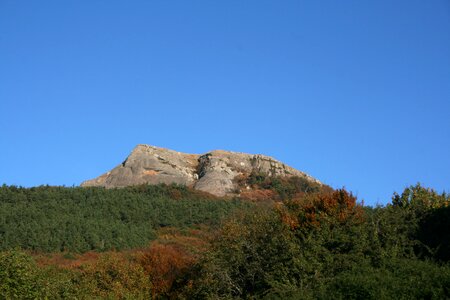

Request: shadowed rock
left=81, top=144, right=321, bottom=196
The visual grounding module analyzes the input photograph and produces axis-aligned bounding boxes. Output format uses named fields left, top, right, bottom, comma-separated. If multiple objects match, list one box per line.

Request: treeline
left=0, top=180, right=449, bottom=299
left=0, top=184, right=251, bottom=252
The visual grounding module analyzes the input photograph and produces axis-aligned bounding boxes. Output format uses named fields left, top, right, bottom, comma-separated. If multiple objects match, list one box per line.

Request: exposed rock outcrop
left=81, top=144, right=321, bottom=196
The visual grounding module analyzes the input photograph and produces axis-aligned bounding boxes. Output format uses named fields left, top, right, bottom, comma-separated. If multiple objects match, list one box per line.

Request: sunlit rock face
left=81, top=144, right=321, bottom=197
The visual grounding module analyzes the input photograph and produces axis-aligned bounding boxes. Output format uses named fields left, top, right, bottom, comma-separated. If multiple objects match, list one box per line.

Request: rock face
left=81, top=144, right=321, bottom=196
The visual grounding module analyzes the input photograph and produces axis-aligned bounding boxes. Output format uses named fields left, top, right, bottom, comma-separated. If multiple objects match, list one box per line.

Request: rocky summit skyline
left=81, top=144, right=321, bottom=196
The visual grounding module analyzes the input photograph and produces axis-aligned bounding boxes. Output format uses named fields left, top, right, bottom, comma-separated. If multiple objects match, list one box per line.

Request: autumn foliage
left=239, top=188, right=278, bottom=202
left=1, top=182, right=449, bottom=299
left=278, top=188, right=364, bottom=230
left=78, top=252, right=151, bottom=299
left=137, top=242, right=197, bottom=298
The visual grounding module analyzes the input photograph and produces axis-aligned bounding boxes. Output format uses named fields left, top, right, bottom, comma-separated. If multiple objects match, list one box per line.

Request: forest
left=0, top=177, right=449, bottom=299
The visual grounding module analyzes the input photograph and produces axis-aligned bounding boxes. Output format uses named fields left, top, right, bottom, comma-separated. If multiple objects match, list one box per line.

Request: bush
left=0, top=250, right=43, bottom=299
left=77, top=252, right=152, bottom=299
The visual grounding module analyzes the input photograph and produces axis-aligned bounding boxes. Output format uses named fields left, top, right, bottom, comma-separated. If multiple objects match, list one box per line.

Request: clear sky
left=1, top=1, right=449, bottom=206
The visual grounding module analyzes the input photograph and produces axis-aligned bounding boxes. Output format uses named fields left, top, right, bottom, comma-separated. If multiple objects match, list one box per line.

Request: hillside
left=1, top=183, right=449, bottom=299
left=0, top=184, right=250, bottom=252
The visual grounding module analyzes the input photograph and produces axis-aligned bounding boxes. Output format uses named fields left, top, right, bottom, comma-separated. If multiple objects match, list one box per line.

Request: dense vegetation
left=0, top=178, right=449, bottom=299
left=181, top=185, right=450, bottom=299
left=0, top=184, right=250, bottom=252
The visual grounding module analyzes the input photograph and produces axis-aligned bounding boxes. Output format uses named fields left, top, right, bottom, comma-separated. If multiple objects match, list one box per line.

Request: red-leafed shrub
left=278, top=189, right=364, bottom=230
left=137, top=242, right=197, bottom=298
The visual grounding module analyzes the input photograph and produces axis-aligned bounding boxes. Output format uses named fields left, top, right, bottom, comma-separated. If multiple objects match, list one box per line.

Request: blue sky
left=1, top=1, right=449, bottom=206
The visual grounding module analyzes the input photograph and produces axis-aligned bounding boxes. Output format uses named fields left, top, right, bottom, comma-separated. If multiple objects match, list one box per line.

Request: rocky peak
left=81, top=144, right=321, bottom=196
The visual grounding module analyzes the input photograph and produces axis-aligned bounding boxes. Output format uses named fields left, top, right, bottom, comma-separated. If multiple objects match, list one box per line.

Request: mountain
left=81, top=144, right=321, bottom=196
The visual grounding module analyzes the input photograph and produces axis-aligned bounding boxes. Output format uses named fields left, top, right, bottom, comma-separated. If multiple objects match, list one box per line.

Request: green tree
left=0, top=249, right=42, bottom=299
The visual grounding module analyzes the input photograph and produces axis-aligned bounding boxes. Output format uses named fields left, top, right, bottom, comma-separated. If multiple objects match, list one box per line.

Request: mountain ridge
left=81, top=144, right=321, bottom=196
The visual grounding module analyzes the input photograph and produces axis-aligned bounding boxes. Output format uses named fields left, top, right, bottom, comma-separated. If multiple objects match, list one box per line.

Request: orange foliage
left=240, top=189, right=278, bottom=202
left=31, top=227, right=212, bottom=299
left=35, top=251, right=100, bottom=269
left=278, top=189, right=364, bottom=230
left=136, top=242, right=196, bottom=298
left=133, top=227, right=209, bottom=298
left=280, top=212, right=300, bottom=230
left=33, top=227, right=211, bottom=299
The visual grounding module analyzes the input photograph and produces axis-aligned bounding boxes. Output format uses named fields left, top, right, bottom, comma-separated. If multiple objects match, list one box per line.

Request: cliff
left=81, top=144, right=321, bottom=196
